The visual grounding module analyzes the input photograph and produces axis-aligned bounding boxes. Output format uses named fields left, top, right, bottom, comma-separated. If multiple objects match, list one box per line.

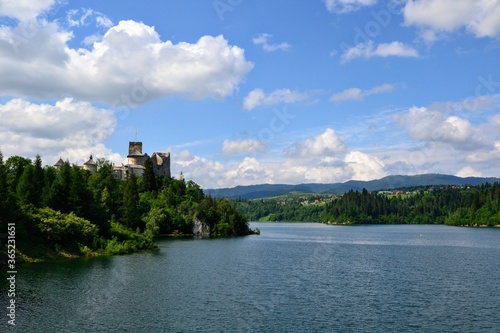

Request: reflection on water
left=1, top=223, right=499, bottom=332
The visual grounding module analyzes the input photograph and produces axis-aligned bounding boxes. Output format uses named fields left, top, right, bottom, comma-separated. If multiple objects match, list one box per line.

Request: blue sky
left=1, top=0, right=499, bottom=188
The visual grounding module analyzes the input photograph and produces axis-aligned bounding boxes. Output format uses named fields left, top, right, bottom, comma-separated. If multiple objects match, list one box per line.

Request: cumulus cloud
left=341, top=41, right=419, bottom=63
left=344, top=151, right=386, bottom=181
left=222, top=138, right=267, bottom=155
left=171, top=130, right=378, bottom=188
left=394, top=95, right=500, bottom=167
left=252, top=33, right=290, bottom=52
left=331, top=83, right=394, bottom=102
left=172, top=149, right=352, bottom=188
left=394, top=106, right=483, bottom=149
left=0, top=98, right=122, bottom=165
left=324, top=0, right=377, bottom=13
left=455, top=166, right=483, bottom=178
left=403, top=0, right=500, bottom=39
left=285, top=128, right=346, bottom=158
left=0, top=20, right=253, bottom=104
left=243, top=88, right=309, bottom=110
left=0, top=0, right=55, bottom=21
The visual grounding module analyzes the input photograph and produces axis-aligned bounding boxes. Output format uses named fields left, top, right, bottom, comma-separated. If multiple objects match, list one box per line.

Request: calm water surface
left=1, top=223, right=500, bottom=332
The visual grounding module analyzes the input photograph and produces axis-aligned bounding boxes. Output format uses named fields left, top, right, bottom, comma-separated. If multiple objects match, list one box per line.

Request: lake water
left=2, top=223, right=500, bottom=332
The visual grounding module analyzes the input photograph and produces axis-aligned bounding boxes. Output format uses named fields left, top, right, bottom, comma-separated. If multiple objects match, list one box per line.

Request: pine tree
left=69, top=166, right=93, bottom=219
left=142, top=158, right=157, bottom=192
left=48, top=161, right=72, bottom=213
left=33, top=154, right=44, bottom=205
left=121, top=173, right=141, bottom=229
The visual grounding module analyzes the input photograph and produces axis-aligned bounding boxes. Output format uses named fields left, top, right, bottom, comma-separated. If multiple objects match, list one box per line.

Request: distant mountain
left=204, top=174, right=500, bottom=199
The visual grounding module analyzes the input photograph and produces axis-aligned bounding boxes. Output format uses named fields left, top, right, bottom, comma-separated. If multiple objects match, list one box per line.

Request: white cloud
left=252, top=33, right=290, bottom=52
left=0, top=0, right=55, bottom=21
left=344, top=151, right=386, bottom=181
left=225, top=157, right=271, bottom=185
left=341, top=41, right=419, bottom=63
left=285, top=128, right=346, bottom=158
left=66, top=8, right=113, bottom=29
left=222, top=138, right=267, bottom=155
left=331, top=83, right=394, bottom=102
left=393, top=95, right=500, bottom=170
left=0, top=20, right=254, bottom=104
left=395, top=106, right=483, bottom=149
left=403, top=0, right=500, bottom=39
left=467, top=141, right=500, bottom=162
left=0, top=98, right=122, bottom=165
left=172, top=102, right=500, bottom=188
left=172, top=149, right=352, bottom=188
left=173, top=150, right=229, bottom=188
left=455, top=166, right=483, bottom=178
left=324, top=0, right=377, bottom=13
left=243, top=88, right=309, bottom=110
left=171, top=130, right=357, bottom=188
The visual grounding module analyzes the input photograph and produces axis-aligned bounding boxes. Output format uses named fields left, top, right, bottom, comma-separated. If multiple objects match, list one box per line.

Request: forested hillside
left=0, top=152, right=251, bottom=264
left=206, top=174, right=500, bottom=199
left=234, top=184, right=500, bottom=226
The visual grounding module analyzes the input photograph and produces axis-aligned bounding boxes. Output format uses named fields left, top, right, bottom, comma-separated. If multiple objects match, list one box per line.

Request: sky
left=0, top=0, right=499, bottom=189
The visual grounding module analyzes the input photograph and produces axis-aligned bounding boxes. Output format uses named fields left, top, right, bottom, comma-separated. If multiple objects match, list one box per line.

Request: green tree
left=48, top=161, right=72, bottom=213
left=121, top=174, right=141, bottom=229
left=41, top=166, right=57, bottom=207
left=141, top=158, right=157, bottom=192
left=5, top=155, right=32, bottom=193
left=186, top=180, right=204, bottom=203
left=69, top=166, right=93, bottom=220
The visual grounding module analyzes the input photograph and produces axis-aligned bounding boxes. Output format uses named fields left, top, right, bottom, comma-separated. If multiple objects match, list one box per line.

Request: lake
left=2, top=223, right=500, bottom=332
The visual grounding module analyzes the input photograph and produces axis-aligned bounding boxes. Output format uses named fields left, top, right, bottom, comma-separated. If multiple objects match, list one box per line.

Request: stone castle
left=54, top=141, right=171, bottom=179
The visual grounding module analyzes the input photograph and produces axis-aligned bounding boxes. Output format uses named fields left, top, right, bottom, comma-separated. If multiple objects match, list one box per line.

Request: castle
left=54, top=142, right=171, bottom=179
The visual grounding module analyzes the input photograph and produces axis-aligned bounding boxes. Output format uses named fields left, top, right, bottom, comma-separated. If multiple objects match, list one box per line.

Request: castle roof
left=127, top=149, right=144, bottom=157
left=84, top=155, right=96, bottom=165
left=54, top=158, right=64, bottom=167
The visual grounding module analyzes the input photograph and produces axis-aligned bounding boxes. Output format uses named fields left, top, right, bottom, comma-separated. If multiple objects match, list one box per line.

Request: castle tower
left=54, top=158, right=64, bottom=170
left=83, top=154, right=97, bottom=174
left=127, top=141, right=146, bottom=166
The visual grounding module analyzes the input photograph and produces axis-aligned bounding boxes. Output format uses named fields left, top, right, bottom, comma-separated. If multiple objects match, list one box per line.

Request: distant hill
left=204, top=174, right=500, bottom=199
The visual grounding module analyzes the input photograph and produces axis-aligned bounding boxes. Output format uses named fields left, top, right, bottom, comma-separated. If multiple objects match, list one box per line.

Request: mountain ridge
left=205, top=174, right=500, bottom=199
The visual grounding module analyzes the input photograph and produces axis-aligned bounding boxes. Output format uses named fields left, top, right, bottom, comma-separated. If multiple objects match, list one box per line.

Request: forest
left=0, top=152, right=252, bottom=263
left=234, top=183, right=500, bottom=226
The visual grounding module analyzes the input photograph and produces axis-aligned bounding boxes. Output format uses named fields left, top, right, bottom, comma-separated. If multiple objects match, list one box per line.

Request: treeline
left=234, top=184, right=500, bottom=226
left=234, top=195, right=328, bottom=222
left=324, top=185, right=500, bottom=226
left=0, top=152, right=251, bottom=263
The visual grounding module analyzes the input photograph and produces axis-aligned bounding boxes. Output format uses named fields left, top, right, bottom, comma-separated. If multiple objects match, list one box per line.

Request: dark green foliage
left=5, top=155, right=32, bottom=193
left=0, top=151, right=20, bottom=232
left=48, top=161, right=72, bottom=213
left=234, top=193, right=329, bottom=222
left=141, top=158, right=157, bottom=192
left=0, top=154, right=252, bottom=264
left=121, top=173, right=141, bottom=229
left=234, top=184, right=500, bottom=226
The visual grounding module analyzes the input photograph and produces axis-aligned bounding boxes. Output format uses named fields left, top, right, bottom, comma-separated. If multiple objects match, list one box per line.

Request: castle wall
left=151, top=152, right=171, bottom=178
left=90, top=142, right=171, bottom=180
